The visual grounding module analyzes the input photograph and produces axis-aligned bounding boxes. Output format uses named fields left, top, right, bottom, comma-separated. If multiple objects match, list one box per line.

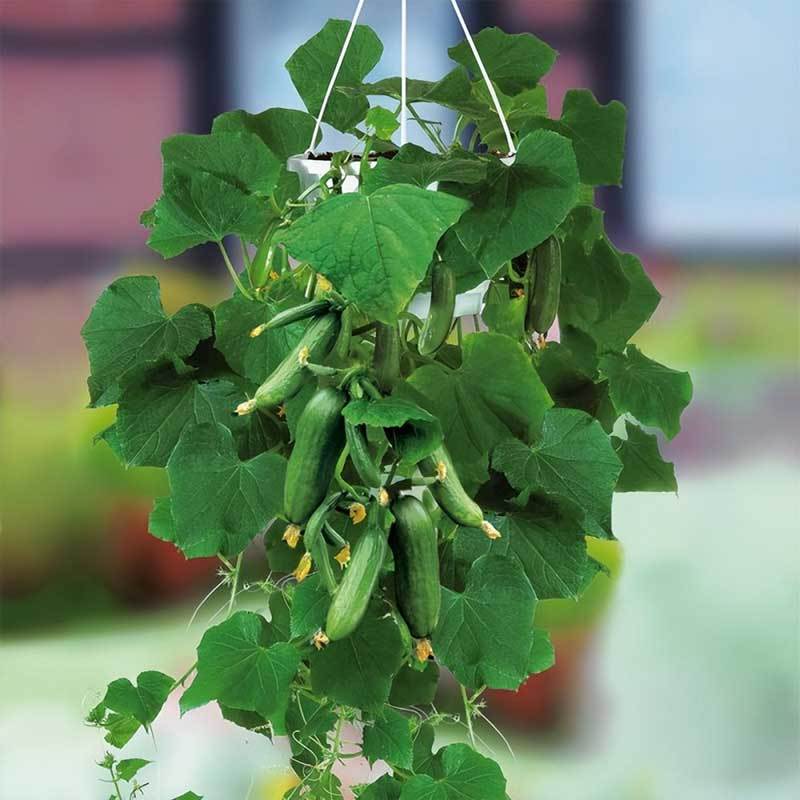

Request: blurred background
left=1, top=1, right=798, bottom=798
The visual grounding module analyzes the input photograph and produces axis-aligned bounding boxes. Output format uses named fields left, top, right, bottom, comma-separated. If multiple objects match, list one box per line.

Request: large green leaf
left=529, top=628, right=555, bottom=674
left=448, top=27, right=556, bottom=95
left=445, top=130, right=579, bottom=278
left=166, top=422, right=286, bottom=558
left=81, top=276, right=212, bottom=406
left=475, top=85, right=548, bottom=151
left=362, top=144, right=486, bottom=193
left=389, top=661, right=440, bottom=708
left=362, top=708, right=414, bottom=770
left=599, top=346, right=693, bottom=440
left=145, top=170, right=267, bottom=257
left=212, top=107, right=318, bottom=160
left=612, top=420, right=677, bottom=492
left=359, top=775, right=403, bottom=800
left=286, top=20, right=382, bottom=132
left=161, top=131, right=282, bottom=195
left=343, top=396, right=442, bottom=465
left=115, top=363, right=240, bottom=467
left=279, top=185, right=469, bottom=324
left=405, top=333, right=552, bottom=492
left=180, top=611, right=299, bottom=720
left=433, top=555, right=535, bottom=690
left=290, top=574, right=331, bottom=641
left=400, top=743, right=506, bottom=800
left=309, top=602, right=406, bottom=711
left=449, top=506, right=589, bottom=600
left=214, top=292, right=307, bottom=385
left=492, top=408, right=622, bottom=538
left=524, top=90, right=627, bottom=186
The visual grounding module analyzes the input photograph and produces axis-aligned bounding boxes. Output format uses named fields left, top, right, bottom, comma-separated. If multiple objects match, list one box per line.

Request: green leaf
left=592, top=252, right=661, bottom=350
left=166, top=422, right=286, bottom=558
left=612, top=420, right=677, bottom=492
left=362, top=144, right=486, bottom=193
left=81, top=276, right=212, bottom=406
left=161, top=131, right=282, bottom=195
left=115, top=758, right=151, bottom=783
left=180, top=611, right=300, bottom=720
left=146, top=170, right=268, bottom=257
left=366, top=106, right=400, bottom=139
left=286, top=20, right=382, bottom=132
left=481, top=283, right=527, bottom=340
left=170, top=793, right=202, bottom=800
left=90, top=671, right=173, bottom=747
left=219, top=704, right=272, bottom=737
left=212, top=107, right=318, bottom=160
left=115, top=362, right=240, bottom=468
left=475, top=86, right=548, bottom=151
left=343, top=396, right=443, bottom=464
left=450, top=507, right=588, bottom=600
left=214, top=292, right=307, bottom=385
left=405, top=333, right=552, bottom=492
left=524, top=90, right=627, bottom=186
left=400, top=743, right=506, bottom=800
left=559, top=233, right=630, bottom=331
left=433, top=555, right=535, bottom=690
left=310, top=601, right=406, bottom=710
left=362, top=708, right=414, bottom=770
left=290, top=574, right=331, bottom=641
left=599, top=346, right=693, bottom=440
left=528, top=628, right=555, bottom=674
left=358, top=775, right=403, bottom=800
left=411, top=723, right=439, bottom=777
left=279, top=185, right=469, bottom=325
left=389, top=661, right=439, bottom=707
left=448, top=27, right=556, bottom=95
left=285, top=693, right=337, bottom=777
left=444, top=130, right=579, bottom=278
left=492, top=408, right=622, bottom=538
left=148, top=497, right=175, bottom=542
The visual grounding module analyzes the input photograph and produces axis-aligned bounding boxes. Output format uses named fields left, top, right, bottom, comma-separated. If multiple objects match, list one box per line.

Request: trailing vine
left=82, top=20, right=692, bottom=800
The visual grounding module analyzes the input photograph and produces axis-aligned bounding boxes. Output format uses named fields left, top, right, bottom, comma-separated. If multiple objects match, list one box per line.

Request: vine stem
left=460, top=684, right=476, bottom=747
left=408, top=104, right=447, bottom=154
left=218, top=241, right=253, bottom=300
left=226, top=554, right=243, bottom=619
left=106, top=765, right=124, bottom=800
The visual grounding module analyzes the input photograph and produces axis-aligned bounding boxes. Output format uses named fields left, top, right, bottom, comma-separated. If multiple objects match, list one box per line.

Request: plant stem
left=408, top=105, right=447, bottom=154
left=238, top=237, right=252, bottom=271
left=226, top=553, right=243, bottom=618
left=107, top=766, right=124, bottom=800
left=218, top=241, right=253, bottom=299
left=460, top=684, right=476, bottom=747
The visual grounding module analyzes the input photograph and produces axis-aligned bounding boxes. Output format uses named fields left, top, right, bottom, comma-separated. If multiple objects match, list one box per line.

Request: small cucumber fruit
left=390, top=496, right=441, bottom=639
left=325, top=519, right=388, bottom=641
left=526, top=236, right=561, bottom=334
left=265, top=299, right=332, bottom=331
left=419, top=446, right=500, bottom=540
left=373, top=323, right=401, bottom=393
left=284, top=387, right=346, bottom=527
left=418, top=261, right=456, bottom=356
left=345, top=421, right=382, bottom=488
left=250, top=312, right=340, bottom=411
left=334, top=304, right=353, bottom=361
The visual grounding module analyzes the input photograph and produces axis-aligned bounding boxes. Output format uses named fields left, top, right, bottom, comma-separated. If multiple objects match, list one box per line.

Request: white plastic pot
left=286, top=156, right=490, bottom=318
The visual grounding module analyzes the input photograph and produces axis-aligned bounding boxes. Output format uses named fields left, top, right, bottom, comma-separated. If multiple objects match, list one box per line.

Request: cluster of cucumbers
left=236, top=265, right=501, bottom=655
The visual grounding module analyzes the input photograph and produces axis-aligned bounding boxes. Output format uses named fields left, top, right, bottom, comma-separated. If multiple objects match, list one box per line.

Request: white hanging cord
left=306, top=0, right=368, bottom=154
left=448, top=0, right=516, bottom=156
left=400, top=0, right=408, bottom=145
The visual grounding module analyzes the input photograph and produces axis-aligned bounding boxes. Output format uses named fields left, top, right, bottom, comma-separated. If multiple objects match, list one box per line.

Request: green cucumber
left=526, top=236, right=561, bottom=334
left=304, top=492, right=344, bottom=552
left=373, top=323, right=401, bottom=393
left=265, top=299, right=332, bottom=330
left=419, top=446, right=500, bottom=539
left=284, top=387, right=346, bottom=526
left=325, top=519, right=388, bottom=641
left=345, top=421, right=382, bottom=488
left=251, top=312, right=340, bottom=411
left=390, top=496, right=441, bottom=639
left=334, top=304, right=353, bottom=361
left=418, top=262, right=455, bottom=356
left=309, top=536, right=338, bottom=594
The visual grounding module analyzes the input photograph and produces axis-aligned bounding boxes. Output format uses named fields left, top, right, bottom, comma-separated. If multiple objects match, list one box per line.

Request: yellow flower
left=348, top=502, right=367, bottom=525
left=282, top=524, right=302, bottom=549
left=293, top=552, right=312, bottom=582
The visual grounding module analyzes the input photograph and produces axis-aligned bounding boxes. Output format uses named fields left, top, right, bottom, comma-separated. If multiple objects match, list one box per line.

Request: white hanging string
left=400, top=0, right=408, bottom=145
left=448, top=0, right=516, bottom=156
left=306, top=0, right=368, bottom=155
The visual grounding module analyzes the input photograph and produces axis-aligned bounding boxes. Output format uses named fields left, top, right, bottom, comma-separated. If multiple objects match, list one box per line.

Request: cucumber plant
left=82, top=20, right=692, bottom=800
